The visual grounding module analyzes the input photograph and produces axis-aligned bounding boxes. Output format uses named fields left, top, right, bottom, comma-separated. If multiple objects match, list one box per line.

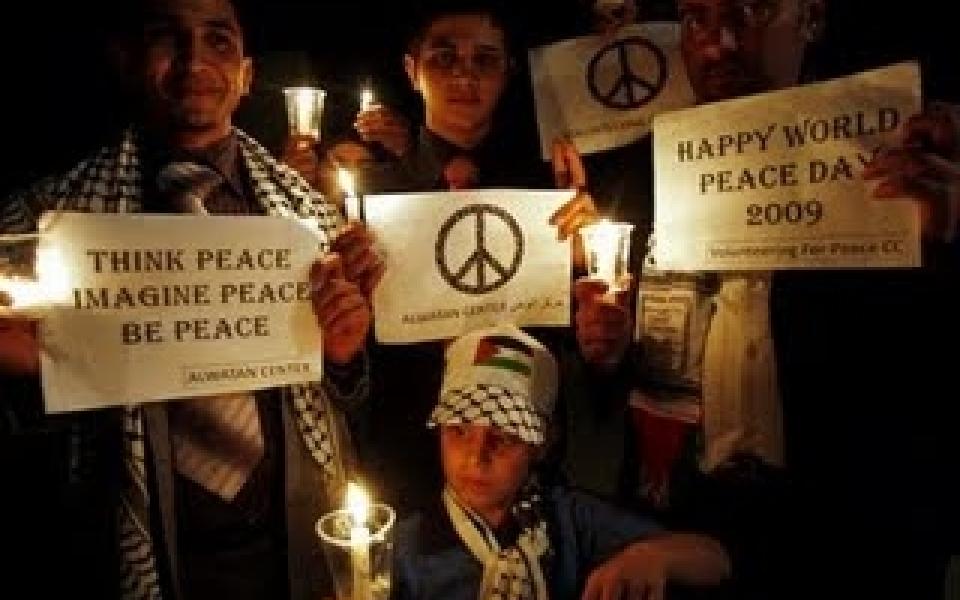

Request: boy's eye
left=207, top=31, right=236, bottom=54
left=425, top=49, right=458, bottom=70
left=472, top=51, right=506, bottom=74
left=489, top=430, right=521, bottom=450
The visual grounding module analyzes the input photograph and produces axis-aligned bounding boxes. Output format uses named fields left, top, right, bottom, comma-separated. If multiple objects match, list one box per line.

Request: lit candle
left=283, top=87, right=326, bottom=140
left=580, top=219, right=634, bottom=291
left=338, top=167, right=362, bottom=222
left=346, top=482, right=373, bottom=600
left=360, top=86, right=375, bottom=112
left=0, top=238, right=69, bottom=316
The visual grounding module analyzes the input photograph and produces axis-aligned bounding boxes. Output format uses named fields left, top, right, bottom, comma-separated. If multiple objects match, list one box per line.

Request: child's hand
left=582, top=540, right=667, bottom=600
left=581, top=533, right=732, bottom=599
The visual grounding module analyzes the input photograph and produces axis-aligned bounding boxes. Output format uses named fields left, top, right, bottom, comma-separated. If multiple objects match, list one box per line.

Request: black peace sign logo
left=587, top=36, right=667, bottom=110
left=435, top=204, right=524, bottom=295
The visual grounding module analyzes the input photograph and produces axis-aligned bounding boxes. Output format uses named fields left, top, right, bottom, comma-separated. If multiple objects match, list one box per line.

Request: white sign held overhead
left=529, top=22, right=694, bottom=159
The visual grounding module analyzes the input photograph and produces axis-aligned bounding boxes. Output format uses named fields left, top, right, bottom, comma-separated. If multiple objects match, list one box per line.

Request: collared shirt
left=140, top=131, right=289, bottom=600
left=139, top=131, right=261, bottom=216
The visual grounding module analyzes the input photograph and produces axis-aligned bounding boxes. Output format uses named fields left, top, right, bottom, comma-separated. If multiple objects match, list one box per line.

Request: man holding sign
left=326, top=1, right=600, bottom=516
left=571, top=0, right=959, bottom=597
left=0, top=0, right=378, bottom=598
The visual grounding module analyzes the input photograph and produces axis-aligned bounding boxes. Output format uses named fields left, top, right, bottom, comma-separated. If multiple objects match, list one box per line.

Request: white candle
left=360, top=87, right=375, bottom=112
left=346, top=482, right=373, bottom=600
left=338, top=167, right=361, bottom=221
left=580, top=219, right=634, bottom=291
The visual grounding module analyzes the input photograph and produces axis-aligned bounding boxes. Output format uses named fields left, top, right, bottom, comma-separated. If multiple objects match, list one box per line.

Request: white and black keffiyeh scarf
left=3, top=128, right=352, bottom=599
left=443, top=482, right=552, bottom=600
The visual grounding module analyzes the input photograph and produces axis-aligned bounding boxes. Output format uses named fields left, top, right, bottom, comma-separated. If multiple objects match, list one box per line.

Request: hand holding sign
left=282, top=135, right=323, bottom=191
left=310, top=254, right=371, bottom=366
left=550, top=138, right=598, bottom=242
left=354, top=103, right=412, bottom=159
left=0, top=317, right=39, bottom=376
left=574, top=276, right=633, bottom=371
left=332, top=221, right=385, bottom=300
left=864, top=105, right=960, bottom=240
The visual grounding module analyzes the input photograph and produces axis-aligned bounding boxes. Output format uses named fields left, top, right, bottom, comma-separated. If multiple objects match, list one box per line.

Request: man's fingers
left=0, top=318, right=41, bottom=376
left=360, top=262, right=386, bottom=298
left=550, top=192, right=597, bottom=230
left=558, top=210, right=598, bottom=241
left=574, top=278, right=609, bottom=303
left=331, top=221, right=373, bottom=253
left=551, top=138, right=588, bottom=189
left=873, top=175, right=939, bottom=201
left=902, top=111, right=956, bottom=155
left=863, top=148, right=931, bottom=181
left=320, top=291, right=367, bottom=331
left=310, top=254, right=345, bottom=295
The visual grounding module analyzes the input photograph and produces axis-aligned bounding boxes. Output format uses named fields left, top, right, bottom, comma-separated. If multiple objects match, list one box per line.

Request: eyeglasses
left=679, top=0, right=781, bottom=35
left=420, top=47, right=510, bottom=78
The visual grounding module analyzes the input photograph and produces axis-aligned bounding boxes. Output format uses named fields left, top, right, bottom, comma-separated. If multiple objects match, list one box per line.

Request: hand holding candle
left=579, top=219, right=634, bottom=292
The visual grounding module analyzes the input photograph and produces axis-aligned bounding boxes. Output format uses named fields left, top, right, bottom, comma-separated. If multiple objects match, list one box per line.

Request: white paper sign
left=529, top=22, right=694, bottom=159
left=365, top=190, right=573, bottom=343
left=653, top=62, right=922, bottom=270
left=37, top=212, right=324, bottom=413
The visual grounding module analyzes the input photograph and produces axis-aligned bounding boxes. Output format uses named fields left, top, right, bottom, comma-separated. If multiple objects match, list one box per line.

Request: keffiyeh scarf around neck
left=442, top=481, right=552, bottom=600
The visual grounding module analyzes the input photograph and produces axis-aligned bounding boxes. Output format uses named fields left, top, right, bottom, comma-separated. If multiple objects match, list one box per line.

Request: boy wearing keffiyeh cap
left=392, top=324, right=731, bottom=600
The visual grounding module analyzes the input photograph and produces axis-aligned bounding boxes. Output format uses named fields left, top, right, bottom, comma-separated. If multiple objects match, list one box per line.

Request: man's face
left=679, top=0, right=810, bottom=103
left=135, top=0, right=252, bottom=143
left=440, top=424, right=536, bottom=522
left=405, top=14, right=509, bottom=138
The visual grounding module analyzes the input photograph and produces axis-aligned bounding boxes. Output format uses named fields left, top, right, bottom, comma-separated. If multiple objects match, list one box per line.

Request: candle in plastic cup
left=580, top=220, right=634, bottom=291
left=283, top=87, right=326, bottom=140
left=317, top=482, right=395, bottom=600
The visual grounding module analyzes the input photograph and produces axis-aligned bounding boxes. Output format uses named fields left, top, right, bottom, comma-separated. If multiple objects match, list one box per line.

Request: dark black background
left=0, top=1, right=953, bottom=194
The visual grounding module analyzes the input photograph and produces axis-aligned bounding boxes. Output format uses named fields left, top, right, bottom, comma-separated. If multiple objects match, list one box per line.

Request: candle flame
left=345, top=482, right=369, bottom=526
left=337, top=167, right=357, bottom=198
left=360, top=87, right=375, bottom=111
left=0, top=277, right=40, bottom=308
left=0, top=245, right=69, bottom=309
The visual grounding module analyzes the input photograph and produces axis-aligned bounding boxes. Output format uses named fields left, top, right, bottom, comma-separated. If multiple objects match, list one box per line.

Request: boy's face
left=404, top=14, right=509, bottom=138
left=440, top=424, right=536, bottom=522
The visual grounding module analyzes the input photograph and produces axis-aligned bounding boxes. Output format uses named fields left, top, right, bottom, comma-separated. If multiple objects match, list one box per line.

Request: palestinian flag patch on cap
left=473, top=335, right=533, bottom=376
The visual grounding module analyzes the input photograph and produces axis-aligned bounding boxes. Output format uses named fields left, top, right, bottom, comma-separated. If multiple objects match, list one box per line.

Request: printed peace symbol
left=587, top=36, right=667, bottom=110
left=435, top=204, right=524, bottom=295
